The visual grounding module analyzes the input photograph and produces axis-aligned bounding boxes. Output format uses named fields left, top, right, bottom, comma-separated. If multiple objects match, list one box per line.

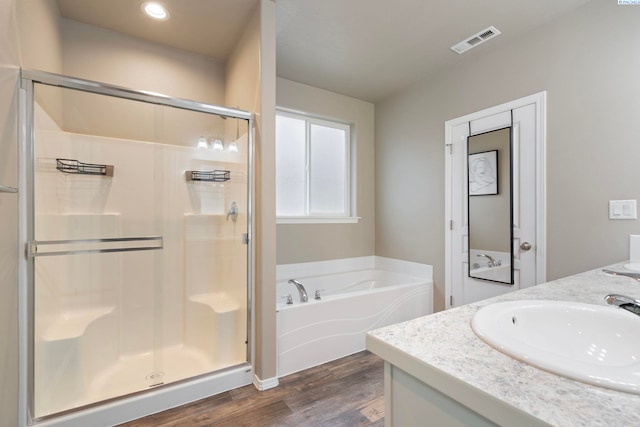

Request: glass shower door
left=26, top=76, right=251, bottom=420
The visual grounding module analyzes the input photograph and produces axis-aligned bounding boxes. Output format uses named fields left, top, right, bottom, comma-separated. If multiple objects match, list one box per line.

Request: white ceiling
left=57, top=0, right=593, bottom=103
left=276, top=0, right=592, bottom=102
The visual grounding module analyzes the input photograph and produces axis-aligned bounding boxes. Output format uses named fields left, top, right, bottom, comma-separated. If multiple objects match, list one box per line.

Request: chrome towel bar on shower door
left=26, top=236, right=163, bottom=258
left=0, top=184, right=18, bottom=193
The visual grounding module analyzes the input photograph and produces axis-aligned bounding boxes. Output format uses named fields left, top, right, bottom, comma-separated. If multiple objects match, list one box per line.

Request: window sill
left=277, top=216, right=361, bottom=225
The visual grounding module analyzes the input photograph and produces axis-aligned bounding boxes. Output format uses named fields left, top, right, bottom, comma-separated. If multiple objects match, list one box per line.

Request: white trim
left=446, top=93, right=544, bottom=127
left=534, top=93, right=547, bottom=286
left=253, top=374, right=279, bottom=391
left=276, top=216, right=360, bottom=224
left=276, top=106, right=352, bottom=127
left=444, top=143, right=453, bottom=310
left=444, top=92, right=547, bottom=309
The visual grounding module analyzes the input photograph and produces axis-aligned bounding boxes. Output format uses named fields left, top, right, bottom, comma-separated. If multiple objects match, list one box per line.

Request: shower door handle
left=0, top=184, right=18, bottom=193
left=26, top=236, right=163, bottom=258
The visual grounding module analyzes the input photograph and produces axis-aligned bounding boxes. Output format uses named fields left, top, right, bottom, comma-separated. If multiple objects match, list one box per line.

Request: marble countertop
left=366, top=263, right=640, bottom=427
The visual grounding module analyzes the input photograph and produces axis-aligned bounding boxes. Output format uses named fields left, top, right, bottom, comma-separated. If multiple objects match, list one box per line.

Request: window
left=276, top=110, right=356, bottom=223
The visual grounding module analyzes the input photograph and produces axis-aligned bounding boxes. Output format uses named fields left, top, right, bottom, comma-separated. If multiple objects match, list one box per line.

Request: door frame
left=444, top=92, right=547, bottom=309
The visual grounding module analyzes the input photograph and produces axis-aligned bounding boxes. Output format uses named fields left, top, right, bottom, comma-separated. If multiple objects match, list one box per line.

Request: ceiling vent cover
left=451, top=26, right=501, bottom=54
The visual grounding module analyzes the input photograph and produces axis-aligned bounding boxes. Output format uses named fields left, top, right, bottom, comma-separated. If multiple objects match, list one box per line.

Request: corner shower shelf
left=185, top=170, right=230, bottom=182
left=56, top=158, right=114, bottom=177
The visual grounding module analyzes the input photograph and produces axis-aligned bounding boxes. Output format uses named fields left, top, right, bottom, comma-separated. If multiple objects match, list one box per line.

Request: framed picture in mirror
left=468, top=150, right=498, bottom=196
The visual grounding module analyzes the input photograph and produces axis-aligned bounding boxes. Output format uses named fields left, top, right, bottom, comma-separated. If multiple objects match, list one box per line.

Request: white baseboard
left=253, top=374, right=279, bottom=391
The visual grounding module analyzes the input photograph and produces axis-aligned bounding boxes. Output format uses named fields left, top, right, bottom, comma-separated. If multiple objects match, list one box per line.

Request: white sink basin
left=471, top=300, right=640, bottom=394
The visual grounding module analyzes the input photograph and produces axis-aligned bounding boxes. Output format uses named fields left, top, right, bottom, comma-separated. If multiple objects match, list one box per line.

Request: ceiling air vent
left=451, top=26, right=501, bottom=54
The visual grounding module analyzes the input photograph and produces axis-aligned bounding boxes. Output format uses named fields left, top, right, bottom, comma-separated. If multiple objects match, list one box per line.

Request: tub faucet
left=288, top=279, right=308, bottom=303
left=604, top=293, right=640, bottom=316
left=477, top=253, right=499, bottom=267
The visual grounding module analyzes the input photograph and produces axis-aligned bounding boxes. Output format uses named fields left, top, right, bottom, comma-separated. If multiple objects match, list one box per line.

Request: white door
left=445, top=93, right=546, bottom=308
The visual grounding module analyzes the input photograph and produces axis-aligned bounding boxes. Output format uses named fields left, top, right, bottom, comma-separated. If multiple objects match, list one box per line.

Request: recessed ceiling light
left=141, top=2, right=169, bottom=21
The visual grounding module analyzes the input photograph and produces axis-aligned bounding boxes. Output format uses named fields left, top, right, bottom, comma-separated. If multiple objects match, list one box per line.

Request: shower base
left=37, top=344, right=243, bottom=418
left=88, top=345, right=218, bottom=401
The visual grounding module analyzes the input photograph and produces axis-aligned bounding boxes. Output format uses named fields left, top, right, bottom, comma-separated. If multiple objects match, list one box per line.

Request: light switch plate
left=609, top=200, right=637, bottom=220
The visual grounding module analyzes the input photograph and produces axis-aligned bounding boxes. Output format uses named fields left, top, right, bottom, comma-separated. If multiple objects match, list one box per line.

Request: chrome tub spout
left=288, top=279, right=308, bottom=303
left=477, top=253, right=499, bottom=267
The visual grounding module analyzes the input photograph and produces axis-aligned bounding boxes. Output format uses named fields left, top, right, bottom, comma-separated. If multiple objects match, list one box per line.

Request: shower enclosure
left=20, top=70, right=253, bottom=423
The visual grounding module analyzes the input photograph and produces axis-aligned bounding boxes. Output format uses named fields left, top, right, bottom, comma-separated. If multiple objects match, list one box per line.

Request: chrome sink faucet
left=477, top=253, right=500, bottom=267
left=288, top=279, right=308, bottom=303
left=604, top=293, right=640, bottom=316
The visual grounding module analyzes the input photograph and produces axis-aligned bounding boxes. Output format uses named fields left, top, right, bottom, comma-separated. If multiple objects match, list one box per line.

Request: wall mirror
left=467, top=127, right=514, bottom=284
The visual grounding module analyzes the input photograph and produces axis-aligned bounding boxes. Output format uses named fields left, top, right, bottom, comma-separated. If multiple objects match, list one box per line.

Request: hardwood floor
left=117, top=351, right=384, bottom=427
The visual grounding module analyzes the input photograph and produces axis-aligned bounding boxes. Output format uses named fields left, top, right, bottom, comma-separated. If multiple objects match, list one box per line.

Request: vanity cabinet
left=367, top=264, right=640, bottom=427
left=368, top=340, right=544, bottom=427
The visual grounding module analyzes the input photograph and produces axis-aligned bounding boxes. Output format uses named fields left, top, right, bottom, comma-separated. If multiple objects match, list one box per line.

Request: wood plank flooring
left=117, top=351, right=384, bottom=427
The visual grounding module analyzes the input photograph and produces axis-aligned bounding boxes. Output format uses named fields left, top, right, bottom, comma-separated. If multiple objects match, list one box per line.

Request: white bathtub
left=276, top=256, right=433, bottom=377
left=470, top=264, right=512, bottom=282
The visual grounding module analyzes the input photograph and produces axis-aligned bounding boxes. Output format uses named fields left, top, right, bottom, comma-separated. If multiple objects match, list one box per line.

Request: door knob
left=520, top=242, right=532, bottom=251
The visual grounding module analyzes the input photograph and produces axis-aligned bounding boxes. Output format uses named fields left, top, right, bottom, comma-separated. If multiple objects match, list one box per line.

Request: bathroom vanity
left=366, top=264, right=640, bottom=426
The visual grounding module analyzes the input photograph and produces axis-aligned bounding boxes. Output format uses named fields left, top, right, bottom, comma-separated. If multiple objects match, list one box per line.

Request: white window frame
left=276, top=108, right=359, bottom=224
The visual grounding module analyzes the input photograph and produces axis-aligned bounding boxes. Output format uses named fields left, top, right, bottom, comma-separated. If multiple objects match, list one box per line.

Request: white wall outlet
left=609, top=200, right=637, bottom=220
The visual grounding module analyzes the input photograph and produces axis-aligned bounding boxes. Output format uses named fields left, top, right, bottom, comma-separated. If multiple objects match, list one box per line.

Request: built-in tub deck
left=276, top=256, right=433, bottom=377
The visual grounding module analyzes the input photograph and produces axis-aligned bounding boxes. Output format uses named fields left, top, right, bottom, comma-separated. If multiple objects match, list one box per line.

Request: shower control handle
left=227, top=201, right=238, bottom=222
left=281, top=294, right=294, bottom=305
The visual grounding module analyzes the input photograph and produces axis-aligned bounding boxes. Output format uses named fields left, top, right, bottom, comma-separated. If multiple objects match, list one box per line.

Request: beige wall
left=61, top=19, right=226, bottom=105
left=257, top=0, right=277, bottom=384
left=0, top=0, right=20, bottom=424
left=18, top=2, right=229, bottom=143
left=16, top=0, right=63, bottom=124
left=375, top=0, right=640, bottom=311
left=276, top=77, right=375, bottom=264
left=16, top=0, right=62, bottom=73
left=226, top=0, right=278, bottom=383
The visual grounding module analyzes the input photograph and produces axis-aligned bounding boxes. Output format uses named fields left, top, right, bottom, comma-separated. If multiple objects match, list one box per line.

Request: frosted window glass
left=309, top=124, right=346, bottom=215
left=276, top=115, right=306, bottom=216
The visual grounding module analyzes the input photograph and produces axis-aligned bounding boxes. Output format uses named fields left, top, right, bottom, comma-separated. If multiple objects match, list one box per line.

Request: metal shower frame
left=19, top=69, right=255, bottom=424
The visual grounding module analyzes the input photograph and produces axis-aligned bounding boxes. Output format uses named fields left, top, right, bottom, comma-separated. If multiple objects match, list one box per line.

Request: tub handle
left=315, top=289, right=325, bottom=300
left=281, top=294, right=293, bottom=305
